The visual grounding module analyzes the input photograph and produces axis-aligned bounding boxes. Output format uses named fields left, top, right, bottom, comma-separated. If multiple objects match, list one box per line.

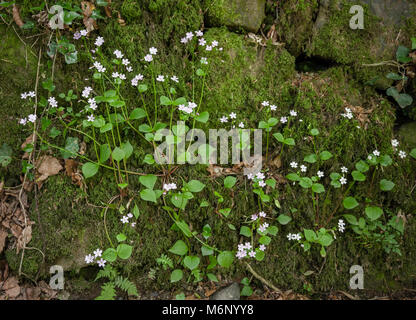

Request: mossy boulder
left=204, top=0, right=266, bottom=32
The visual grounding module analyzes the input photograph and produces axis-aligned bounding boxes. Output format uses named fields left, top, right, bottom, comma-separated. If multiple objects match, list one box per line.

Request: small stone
left=210, top=282, right=240, bottom=300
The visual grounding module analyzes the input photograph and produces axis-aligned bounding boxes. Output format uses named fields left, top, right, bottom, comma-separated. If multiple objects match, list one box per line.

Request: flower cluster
left=21, top=91, right=36, bottom=100
left=235, top=242, right=265, bottom=260
left=338, top=219, right=345, bottom=233
left=287, top=233, right=302, bottom=241
left=341, top=107, right=354, bottom=119
left=246, top=171, right=267, bottom=188
left=163, top=183, right=177, bottom=194
left=85, top=248, right=106, bottom=267
left=178, top=101, right=197, bottom=114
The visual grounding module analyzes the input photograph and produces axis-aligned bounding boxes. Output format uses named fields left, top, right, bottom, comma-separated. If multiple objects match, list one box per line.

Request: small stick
left=245, top=262, right=282, bottom=294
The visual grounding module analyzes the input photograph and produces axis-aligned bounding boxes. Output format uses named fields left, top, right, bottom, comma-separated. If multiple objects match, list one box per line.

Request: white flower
left=261, top=101, right=269, bottom=107
left=300, top=165, right=307, bottom=172
left=185, top=31, right=193, bottom=40
left=144, top=54, right=153, bottom=62
left=113, top=49, right=123, bottom=59
left=180, top=37, right=188, bottom=44
left=149, top=47, right=158, bottom=55
left=112, top=72, right=120, bottom=78
left=391, top=139, right=399, bottom=148
left=258, top=223, right=269, bottom=233
left=171, top=75, right=179, bottom=83
left=317, top=171, right=324, bottom=178
left=27, top=91, right=35, bottom=98
left=220, top=116, right=228, bottom=123
left=131, top=222, right=136, bottom=227
left=338, top=219, right=345, bottom=233
left=127, top=213, right=133, bottom=218
left=82, top=86, right=93, bottom=99
left=126, top=66, right=133, bottom=72
left=341, top=166, right=348, bottom=173
left=258, top=180, right=266, bottom=187
left=121, top=216, right=129, bottom=224
left=28, top=114, right=37, bottom=123
left=188, top=102, right=197, bottom=109
left=373, top=150, right=380, bottom=157
left=270, top=105, right=277, bottom=111
left=205, top=45, right=212, bottom=51
left=251, top=214, right=258, bottom=221
left=48, top=96, right=58, bottom=108
left=290, top=161, right=298, bottom=169
left=259, top=211, right=266, bottom=218
left=156, top=75, right=165, bottom=82
left=244, top=242, right=252, bottom=250
left=131, top=74, right=144, bottom=86
left=238, top=122, right=244, bottom=128
left=94, top=61, right=106, bottom=73
left=122, top=58, right=130, bottom=66
left=119, top=73, right=126, bottom=80
left=95, top=36, right=104, bottom=47
left=248, top=250, right=256, bottom=258
left=340, top=176, right=347, bottom=185
left=178, top=105, right=192, bottom=114
left=247, top=173, right=254, bottom=180
left=87, top=114, right=95, bottom=122
left=80, top=29, right=88, bottom=36
left=88, top=98, right=97, bottom=110
left=212, top=40, right=218, bottom=47
left=85, top=254, right=94, bottom=264
left=195, top=30, right=203, bottom=37
left=19, top=118, right=27, bottom=125
left=259, top=244, right=266, bottom=251
left=399, top=150, right=407, bottom=159
left=290, top=110, right=297, bottom=117
left=93, top=249, right=102, bottom=258
left=256, top=172, right=265, bottom=180
left=367, top=155, right=373, bottom=160
left=198, top=38, right=206, bottom=46
left=229, top=112, right=236, bottom=119
left=200, top=57, right=208, bottom=65
left=280, top=116, right=288, bottom=124
left=163, top=183, right=177, bottom=192
left=21, top=92, right=28, bottom=99
left=97, top=258, right=106, bottom=268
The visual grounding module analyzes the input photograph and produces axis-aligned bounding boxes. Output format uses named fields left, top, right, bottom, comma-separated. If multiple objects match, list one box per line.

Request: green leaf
left=284, top=138, right=295, bottom=146
left=183, top=256, right=200, bottom=270
left=286, top=173, right=300, bottom=181
left=365, top=206, right=383, bottom=221
left=412, top=37, right=416, bottom=50
left=310, top=128, right=320, bottom=136
left=100, top=122, right=113, bottom=133
left=175, top=293, right=185, bottom=300
left=0, top=143, right=12, bottom=167
left=277, top=214, right=292, bottom=225
left=82, top=162, right=99, bottom=179
left=224, top=176, right=237, bottom=189
left=396, top=45, right=411, bottom=63
left=344, top=214, right=358, bottom=225
left=117, top=244, right=133, bottom=259
left=63, top=10, right=81, bottom=24
left=61, top=137, right=79, bottom=159
left=116, top=233, right=126, bottom=242
left=140, top=189, right=157, bottom=203
left=168, top=240, right=188, bottom=256
left=99, top=144, right=111, bottom=163
left=304, top=154, right=317, bottom=163
left=380, top=179, right=395, bottom=191
left=160, top=95, right=172, bottom=106
left=132, top=204, right=140, bottom=219
left=217, top=251, right=234, bottom=268
left=379, top=155, right=393, bottom=167
left=343, top=197, right=359, bottom=209
left=241, top=285, right=253, bottom=296
left=267, top=225, right=278, bottom=236
left=299, top=177, right=313, bottom=189
left=410, top=148, right=416, bottom=159
left=355, top=160, right=369, bottom=173
left=240, top=226, right=252, bottom=237
left=273, top=132, right=284, bottom=142
left=196, top=68, right=206, bottom=76
left=304, top=229, right=317, bottom=242
left=170, top=269, right=183, bottom=283
left=139, top=174, right=157, bottom=190
left=186, top=180, right=205, bottom=192
left=352, top=170, right=366, bottom=182
left=207, top=273, right=218, bottom=282
left=195, top=111, right=209, bottom=123
left=130, top=108, right=146, bottom=120
left=319, top=151, right=333, bottom=161
left=112, top=147, right=125, bottom=162
left=42, top=78, right=55, bottom=92
left=138, top=84, right=148, bottom=93
left=312, top=183, right=325, bottom=193
left=386, top=72, right=405, bottom=81
left=102, top=248, right=117, bottom=263
left=175, top=220, right=192, bottom=237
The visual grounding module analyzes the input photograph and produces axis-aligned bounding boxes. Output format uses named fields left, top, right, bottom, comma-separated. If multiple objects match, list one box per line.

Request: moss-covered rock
left=204, top=0, right=266, bottom=32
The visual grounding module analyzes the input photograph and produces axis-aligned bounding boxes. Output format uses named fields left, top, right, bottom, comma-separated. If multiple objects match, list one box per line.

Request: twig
left=245, top=262, right=282, bottom=294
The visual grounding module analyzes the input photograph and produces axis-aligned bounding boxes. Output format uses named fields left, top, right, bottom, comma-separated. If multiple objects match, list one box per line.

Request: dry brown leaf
left=117, top=11, right=126, bottom=26
left=81, top=1, right=98, bottom=32
left=104, top=0, right=112, bottom=17
left=12, top=4, right=24, bottom=27
left=21, top=134, right=36, bottom=160
left=2, top=276, right=21, bottom=298
left=0, top=229, right=7, bottom=254
left=36, top=155, right=63, bottom=182
left=16, top=225, right=32, bottom=253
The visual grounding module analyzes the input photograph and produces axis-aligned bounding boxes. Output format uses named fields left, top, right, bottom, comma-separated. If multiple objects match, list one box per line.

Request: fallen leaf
left=0, top=229, right=7, bottom=254
left=36, top=155, right=63, bottom=182
left=104, top=0, right=112, bottom=17
left=81, top=1, right=97, bottom=32
left=3, top=276, right=20, bottom=298
left=12, top=4, right=24, bottom=27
